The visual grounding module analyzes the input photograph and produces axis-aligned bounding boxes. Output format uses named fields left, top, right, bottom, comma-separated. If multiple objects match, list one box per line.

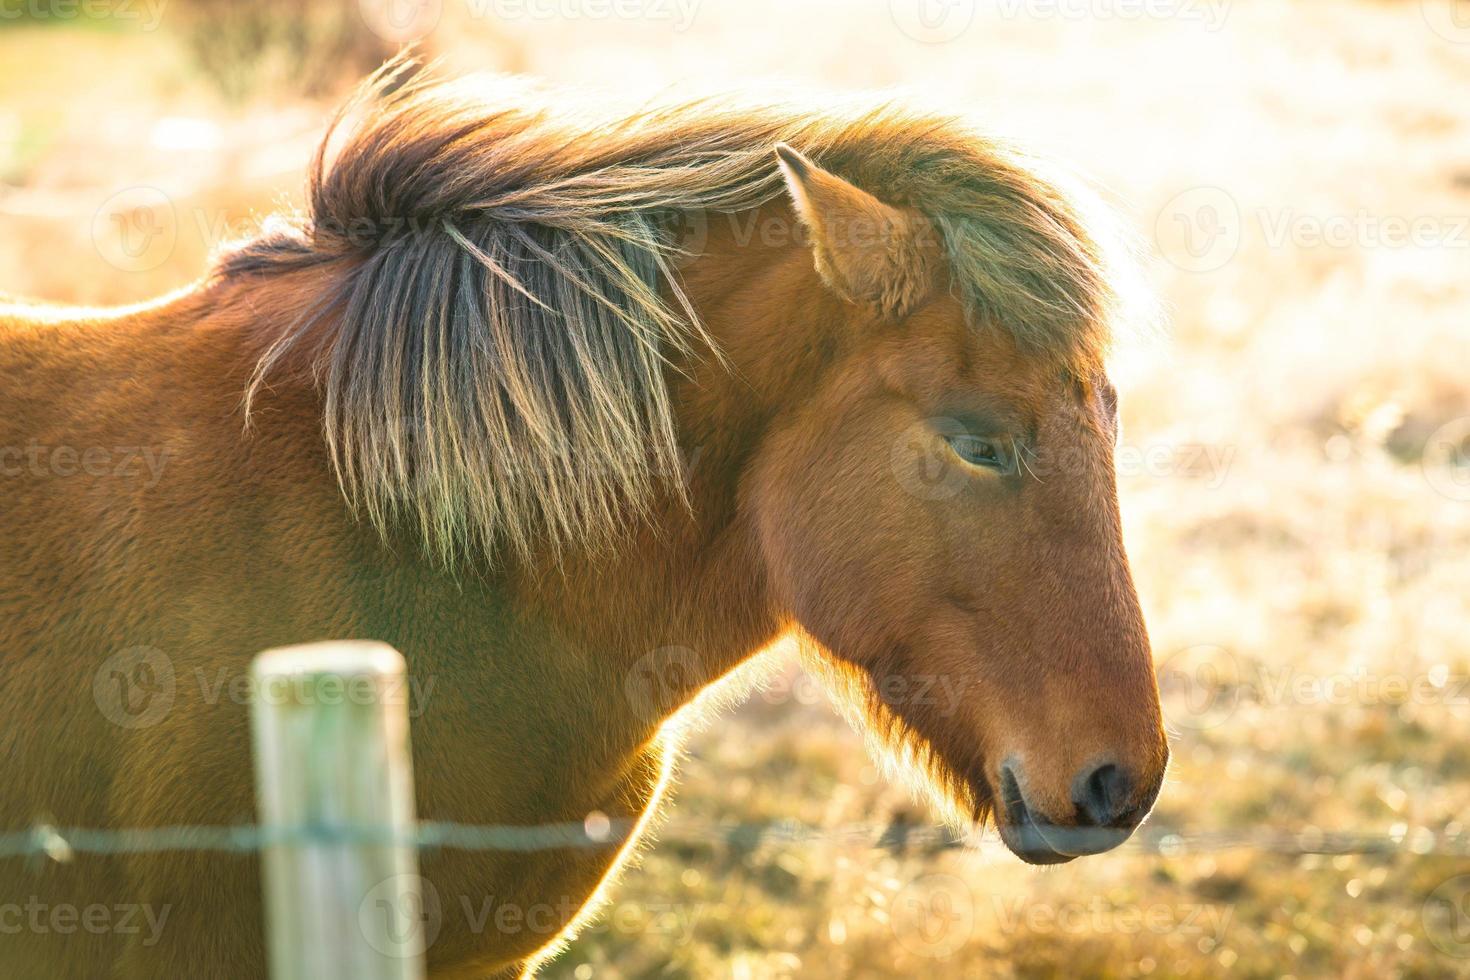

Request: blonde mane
left=223, top=60, right=1134, bottom=565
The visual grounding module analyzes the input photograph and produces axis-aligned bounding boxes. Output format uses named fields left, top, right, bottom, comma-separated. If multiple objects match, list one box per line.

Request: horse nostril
left=1072, top=763, right=1133, bottom=828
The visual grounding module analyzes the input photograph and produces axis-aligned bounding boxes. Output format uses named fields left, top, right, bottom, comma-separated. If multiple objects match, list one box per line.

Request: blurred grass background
left=3, top=1, right=1470, bottom=977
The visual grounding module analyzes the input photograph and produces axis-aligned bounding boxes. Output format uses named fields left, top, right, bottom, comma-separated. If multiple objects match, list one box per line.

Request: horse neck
left=514, top=419, right=785, bottom=724
left=498, top=207, right=845, bottom=718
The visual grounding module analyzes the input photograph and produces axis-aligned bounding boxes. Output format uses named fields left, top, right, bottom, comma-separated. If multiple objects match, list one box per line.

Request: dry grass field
left=3, top=1, right=1469, bottom=977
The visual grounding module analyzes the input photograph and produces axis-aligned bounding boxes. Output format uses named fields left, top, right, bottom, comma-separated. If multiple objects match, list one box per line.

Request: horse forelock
left=218, top=59, right=1139, bottom=565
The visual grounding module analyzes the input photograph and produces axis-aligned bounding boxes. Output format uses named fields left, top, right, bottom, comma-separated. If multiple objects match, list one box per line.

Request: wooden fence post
left=250, top=641, right=428, bottom=980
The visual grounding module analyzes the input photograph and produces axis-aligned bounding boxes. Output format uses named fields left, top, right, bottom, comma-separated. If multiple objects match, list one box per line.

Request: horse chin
left=996, top=819, right=1080, bottom=866
left=987, top=811, right=1081, bottom=863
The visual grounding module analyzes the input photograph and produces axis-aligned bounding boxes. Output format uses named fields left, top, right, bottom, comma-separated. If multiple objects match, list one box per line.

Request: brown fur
left=0, top=73, right=1165, bottom=977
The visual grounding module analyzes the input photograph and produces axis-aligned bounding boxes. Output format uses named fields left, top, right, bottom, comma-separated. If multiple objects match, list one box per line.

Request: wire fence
left=4, top=818, right=1467, bottom=862
left=6, top=640, right=1468, bottom=975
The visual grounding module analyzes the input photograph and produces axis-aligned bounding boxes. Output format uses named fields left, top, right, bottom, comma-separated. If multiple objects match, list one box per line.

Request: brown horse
left=0, top=65, right=1168, bottom=977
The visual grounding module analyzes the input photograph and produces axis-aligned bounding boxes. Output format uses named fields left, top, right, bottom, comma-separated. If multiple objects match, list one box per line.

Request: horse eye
left=945, top=434, right=1009, bottom=471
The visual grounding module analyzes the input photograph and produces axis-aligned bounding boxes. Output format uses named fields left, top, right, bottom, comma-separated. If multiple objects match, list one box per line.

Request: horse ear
left=774, top=143, right=936, bottom=314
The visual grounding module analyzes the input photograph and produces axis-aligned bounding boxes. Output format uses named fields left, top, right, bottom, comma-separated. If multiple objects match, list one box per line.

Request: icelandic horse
left=0, top=65, right=1167, bottom=977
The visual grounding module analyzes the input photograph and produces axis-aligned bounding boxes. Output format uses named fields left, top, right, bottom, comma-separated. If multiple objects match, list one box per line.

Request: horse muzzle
left=994, top=760, right=1158, bottom=865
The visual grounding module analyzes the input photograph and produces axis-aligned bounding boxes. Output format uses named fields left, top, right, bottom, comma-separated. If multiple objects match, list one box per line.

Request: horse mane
left=220, top=59, right=1138, bottom=565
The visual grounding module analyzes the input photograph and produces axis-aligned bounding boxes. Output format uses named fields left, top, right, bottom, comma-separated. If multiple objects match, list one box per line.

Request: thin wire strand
left=1, top=820, right=1464, bottom=862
